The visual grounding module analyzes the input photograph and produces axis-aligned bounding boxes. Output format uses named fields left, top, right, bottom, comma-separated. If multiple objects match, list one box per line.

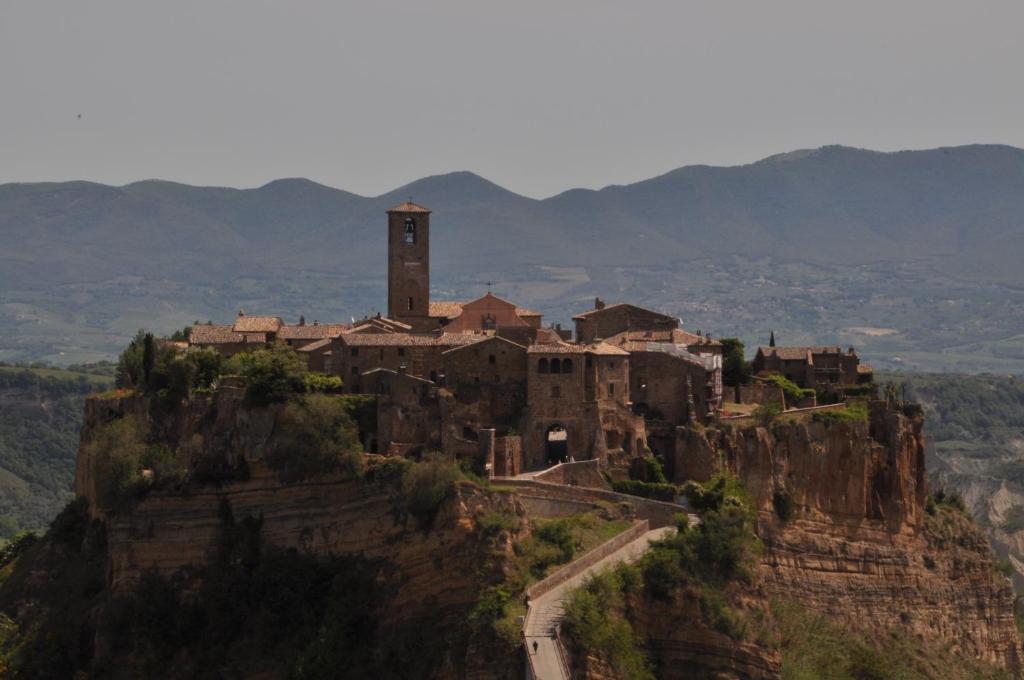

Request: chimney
left=398, top=363, right=408, bottom=375
left=595, top=297, right=605, bottom=310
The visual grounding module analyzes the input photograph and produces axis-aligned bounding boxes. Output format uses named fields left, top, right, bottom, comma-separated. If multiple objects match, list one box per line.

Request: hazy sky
left=2, top=0, right=1022, bottom=198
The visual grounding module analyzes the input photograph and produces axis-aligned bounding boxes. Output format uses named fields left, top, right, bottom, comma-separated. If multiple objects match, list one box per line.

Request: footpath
left=522, top=521, right=676, bottom=680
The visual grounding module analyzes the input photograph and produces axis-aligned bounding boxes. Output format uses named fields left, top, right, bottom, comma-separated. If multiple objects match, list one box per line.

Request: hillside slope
left=2, top=144, right=1024, bottom=368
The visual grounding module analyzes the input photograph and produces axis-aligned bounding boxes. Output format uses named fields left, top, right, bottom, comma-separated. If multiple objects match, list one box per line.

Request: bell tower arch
left=387, top=202, right=431, bottom=328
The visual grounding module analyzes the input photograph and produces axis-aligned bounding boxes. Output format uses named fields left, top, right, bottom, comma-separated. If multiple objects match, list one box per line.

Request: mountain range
left=2, top=144, right=1024, bottom=370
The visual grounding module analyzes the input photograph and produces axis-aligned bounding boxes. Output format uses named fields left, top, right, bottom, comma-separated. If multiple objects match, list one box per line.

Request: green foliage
left=611, top=479, right=678, bottom=502
left=302, top=373, right=344, bottom=394
left=267, top=395, right=363, bottom=483
left=477, top=510, right=517, bottom=540
left=562, top=568, right=655, bottom=680
left=87, top=416, right=185, bottom=507
left=720, top=338, right=751, bottom=387
left=535, top=519, right=576, bottom=564
left=0, top=368, right=107, bottom=537
left=753, top=401, right=782, bottom=426
left=812, top=401, right=869, bottom=425
left=764, top=373, right=815, bottom=403
left=186, top=347, right=223, bottom=390
left=994, top=559, right=1014, bottom=579
left=773, top=598, right=1010, bottom=680
left=841, top=383, right=877, bottom=398
left=931, top=487, right=967, bottom=514
left=116, top=329, right=147, bottom=389
left=0, top=532, right=37, bottom=569
left=402, top=458, right=461, bottom=530
left=224, top=343, right=308, bottom=408
left=628, top=455, right=668, bottom=484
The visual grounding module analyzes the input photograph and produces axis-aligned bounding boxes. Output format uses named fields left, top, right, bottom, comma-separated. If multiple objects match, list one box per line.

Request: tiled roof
left=671, top=329, right=723, bottom=347
left=571, top=302, right=675, bottom=322
left=350, top=316, right=412, bottom=332
left=190, top=325, right=244, bottom=345
left=527, top=341, right=629, bottom=356
left=441, top=335, right=527, bottom=356
left=758, top=346, right=842, bottom=360
left=430, top=299, right=542, bottom=320
left=233, top=315, right=283, bottom=333
left=339, top=332, right=481, bottom=348
left=279, top=324, right=348, bottom=340
left=387, top=201, right=431, bottom=213
left=857, top=364, right=873, bottom=374
left=533, top=328, right=564, bottom=344
left=297, top=338, right=332, bottom=352
left=429, top=301, right=465, bottom=319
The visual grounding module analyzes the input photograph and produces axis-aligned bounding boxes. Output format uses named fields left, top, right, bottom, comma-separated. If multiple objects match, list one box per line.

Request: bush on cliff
left=562, top=566, right=655, bottom=680
left=611, top=479, right=677, bottom=502
left=88, top=416, right=185, bottom=507
left=223, top=343, right=308, bottom=408
left=764, top=374, right=815, bottom=403
left=403, top=457, right=461, bottom=530
left=812, top=401, right=869, bottom=425
left=267, top=395, right=363, bottom=483
left=628, top=455, right=669, bottom=484
left=754, top=401, right=782, bottom=427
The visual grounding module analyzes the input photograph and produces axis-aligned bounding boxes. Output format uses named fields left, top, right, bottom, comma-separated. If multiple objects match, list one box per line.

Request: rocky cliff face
left=657, top=404, right=1023, bottom=675
left=72, top=388, right=523, bottom=678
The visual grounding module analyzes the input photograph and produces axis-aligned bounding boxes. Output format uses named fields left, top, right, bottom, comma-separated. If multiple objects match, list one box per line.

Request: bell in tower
left=386, top=202, right=432, bottom=329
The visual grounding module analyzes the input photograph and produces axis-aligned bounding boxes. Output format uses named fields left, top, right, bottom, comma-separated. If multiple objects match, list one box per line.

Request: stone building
left=573, top=300, right=679, bottom=343
left=752, top=345, right=872, bottom=390
left=525, top=341, right=646, bottom=469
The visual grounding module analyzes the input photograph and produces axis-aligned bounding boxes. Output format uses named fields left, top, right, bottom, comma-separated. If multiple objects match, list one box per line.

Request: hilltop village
left=189, top=202, right=871, bottom=474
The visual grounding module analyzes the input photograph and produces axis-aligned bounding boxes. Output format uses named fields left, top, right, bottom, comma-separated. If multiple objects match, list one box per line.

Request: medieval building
left=190, top=202, right=731, bottom=473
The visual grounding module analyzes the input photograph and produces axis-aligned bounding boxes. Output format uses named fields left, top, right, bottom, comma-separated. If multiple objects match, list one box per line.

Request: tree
left=116, top=330, right=147, bottom=388
left=142, top=333, right=156, bottom=384
left=224, top=343, right=308, bottom=407
left=719, top=338, right=750, bottom=387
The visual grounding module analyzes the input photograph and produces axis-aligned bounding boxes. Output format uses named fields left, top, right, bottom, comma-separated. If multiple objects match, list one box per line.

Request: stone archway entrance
left=545, top=424, right=568, bottom=465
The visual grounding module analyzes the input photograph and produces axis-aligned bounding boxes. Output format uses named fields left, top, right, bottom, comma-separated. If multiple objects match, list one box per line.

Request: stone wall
left=532, top=460, right=610, bottom=489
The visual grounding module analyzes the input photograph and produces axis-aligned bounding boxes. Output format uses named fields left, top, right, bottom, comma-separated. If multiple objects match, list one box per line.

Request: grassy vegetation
left=774, top=599, right=1011, bottom=680
left=0, top=364, right=113, bottom=540
left=811, top=400, right=869, bottom=425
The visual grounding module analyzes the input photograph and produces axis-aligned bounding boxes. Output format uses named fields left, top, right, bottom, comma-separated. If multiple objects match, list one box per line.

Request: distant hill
left=2, top=144, right=1024, bottom=368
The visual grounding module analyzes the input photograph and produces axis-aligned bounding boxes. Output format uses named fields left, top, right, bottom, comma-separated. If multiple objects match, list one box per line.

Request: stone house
left=332, top=332, right=480, bottom=393
left=573, top=300, right=679, bottom=343
left=360, top=368, right=440, bottom=456
left=752, top=346, right=872, bottom=390
left=525, top=341, right=645, bottom=469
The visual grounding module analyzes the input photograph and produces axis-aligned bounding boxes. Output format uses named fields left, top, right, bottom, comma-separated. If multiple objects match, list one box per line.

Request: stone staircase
left=523, top=522, right=676, bottom=680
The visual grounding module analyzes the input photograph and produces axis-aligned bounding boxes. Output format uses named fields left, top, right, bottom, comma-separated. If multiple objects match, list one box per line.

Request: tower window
left=408, top=297, right=414, bottom=311
left=404, top=218, right=416, bottom=244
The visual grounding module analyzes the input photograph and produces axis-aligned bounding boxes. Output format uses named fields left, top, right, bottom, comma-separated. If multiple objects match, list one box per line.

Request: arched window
left=404, top=218, right=416, bottom=244
left=551, top=358, right=561, bottom=374
left=562, top=358, right=573, bottom=373
left=538, top=358, right=549, bottom=374
left=407, top=296, right=414, bottom=311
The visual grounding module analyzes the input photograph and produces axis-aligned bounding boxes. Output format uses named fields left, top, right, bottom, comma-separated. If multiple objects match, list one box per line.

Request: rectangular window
left=552, top=385, right=560, bottom=398
left=351, top=348, right=358, bottom=357
left=488, top=354, right=496, bottom=365
left=351, top=367, right=358, bottom=375
left=608, top=382, right=615, bottom=396
left=398, top=348, right=405, bottom=357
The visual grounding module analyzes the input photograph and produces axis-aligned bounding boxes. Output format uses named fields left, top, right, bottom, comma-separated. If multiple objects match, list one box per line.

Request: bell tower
left=386, top=202, right=431, bottom=328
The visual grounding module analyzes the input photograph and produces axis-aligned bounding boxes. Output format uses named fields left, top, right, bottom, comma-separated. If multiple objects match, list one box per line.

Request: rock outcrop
left=664, top=403, right=1023, bottom=674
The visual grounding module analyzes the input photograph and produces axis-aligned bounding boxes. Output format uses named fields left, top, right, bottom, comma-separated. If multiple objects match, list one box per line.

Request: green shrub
left=302, top=373, right=344, bottom=394
left=697, top=584, right=747, bottom=638
left=0, top=530, right=37, bottom=568
left=628, top=455, right=668, bottom=484
left=535, top=519, right=576, bottom=564
left=931, top=487, right=967, bottom=514
left=812, top=401, right=869, bottom=425
left=562, top=569, right=655, bottom=680
left=753, top=401, right=782, bottom=426
left=224, top=343, right=308, bottom=407
left=267, top=394, right=363, bottom=483
left=88, top=416, right=151, bottom=507
left=611, top=479, right=677, bottom=501
left=842, top=383, right=878, bottom=398
left=477, top=510, right=517, bottom=540
left=763, top=374, right=812, bottom=403
left=994, top=559, right=1014, bottom=579
left=403, top=459, right=461, bottom=530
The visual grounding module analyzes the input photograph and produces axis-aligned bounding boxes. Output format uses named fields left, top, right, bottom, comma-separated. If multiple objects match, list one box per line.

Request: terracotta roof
left=571, top=302, right=676, bottom=322
left=232, top=315, right=283, bottom=333
left=297, top=338, right=332, bottom=352
left=429, top=301, right=466, bottom=319
left=278, top=324, right=348, bottom=340
left=857, top=364, right=873, bottom=374
left=430, top=299, right=542, bottom=320
left=339, top=332, right=481, bottom=348
left=349, top=316, right=412, bottom=332
left=534, top=328, right=564, bottom=344
left=190, top=325, right=244, bottom=345
left=387, top=201, right=431, bottom=213
left=758, top=346, right=842, bottom=361
left=671, top=329, right=722, bottom=347
left=441, top=335, right=527, bottom=356
left=527, top=341, right=629, bottom=356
